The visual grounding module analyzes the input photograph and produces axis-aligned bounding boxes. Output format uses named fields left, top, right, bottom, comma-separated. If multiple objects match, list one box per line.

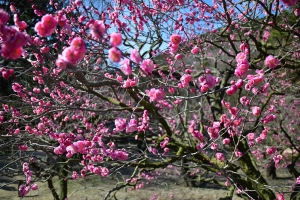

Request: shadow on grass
left=275, top=176, right=293, bottom=180
left=0, top=185, right=17, bottom=191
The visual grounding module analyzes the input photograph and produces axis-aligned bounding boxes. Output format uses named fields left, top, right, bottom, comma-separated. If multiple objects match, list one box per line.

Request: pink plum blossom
left=123, top=78, right=136, bottom=87
left=281, top=0, right=298, bottom=6
left=223, top=138, right=230, bottom=145
left=265, top=55, right=278, bottom=69
left=235, top=150, right=243, bottom=157
left=75, top=0, right=83, bottom=6
left=235, top=52, right=248, bottom=64
left=240, top=96, right=250, bottom=105
left=62, top=47, right=78, bottom=65
left=215, top=152, right=225, bottom=161
left=148, top=88, right=165, bottom=102
left=226, top=85, right=237, bottom=95
left=73, top=141, right=86, bottom=154
left=122, top=77, right=138, bottom=88
left=262, top=114, right=276, bottom=124
left=55, top=55, right=67, bottom=69
left=19, top=184, right=30, bottom=197
left=89, top=20, right=106, bottom=39
left=115, top=118, right=127, bottom=131
left=179, top=74, right=192, bottom=88
left=140, top=59, right=154, bottom=75
left=121, top=58, right=132, bottom=75
left=31, top=183, right=38, bottom=190
left=108, top=47, right=122, bottom=62
left=1, top=38, right=25, bottom=60
left=41, top=14, right=57, bottom=30
left=235, top=63, right=249, bottom=77
left=66, top=144, right=78, bottom=158
left=191, top=130, right=204, bottom=141
left=130, top=49, right=142, bottom=63
left=205, top=75, right=217, bottom=88
left=115, top=150, right=129, bottom=161
left=235, top=79, right=244, bottom=88
left=276, top=193, right=285, bottom=200
left=251, top=106, right=261, bottom=116
left=191, top=46, right=200, bottom=54
left=78, top=15, right=86, bottom=23
left=170, top=34, right=182, bottom=45
left=12, top=83, right=23, bottom=92
left=18, top=145, right=28, bottom=151
left=266, top=147, right=277, bottom=155
left=126, top=119, right=137, bottom=133
left=54, top=145, right=66, bottom=155
left=175, top=54, right=182, bottom=59
left=34, top=14, right=57, bottom=37
left=248, top=133, right=255, bottom=141
left=0, top=9, right=9, bottom=25
left=294, top=9, right=300, bottom=16
left=72, top=171, right=79, bottom=180
left=263, top=31, right=270, bottom=42
left=273, top=155, right=283, bottom=168
left=239, top=42, right=249, bottom=54
left=110, top=32, right=122, bottom=47
left=71, top=37, right=86, bottom=51
left=160, top=137, right=169, bottom=148
left=211, top=142, right=218, bottom=150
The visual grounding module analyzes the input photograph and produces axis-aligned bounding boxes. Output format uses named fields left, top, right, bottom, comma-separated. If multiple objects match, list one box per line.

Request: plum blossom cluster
left=34, top=14, right=57, bottom=37
left=1, top=68, right=14, bottom=79
left=226, top=79, right=244, bottom=95
left=120, top=49, right=142, bottom=75
left=140, top=59, right=155, bottom=76
left=215, top=152, right=225, bottom=161
left=121, top=58, right=132, bottom=75
left=0, top=10, right=28, bottom=60
left=108, top=32, right=122, bottom=62
left=244, top=70, right=265, bottom=91
left=207, top=122, right=221, bottom=140
left=147, top=88, right=165, bottom=102
left=130, top=49, right=142, bottom=63
left=0, top=8, right=9, bottom=25
left=122, top=77, right=138, bottom=88
left=266, top=147, right=277, bottom=155
left=264, top=55, right=278, bottom=69
left=239, top=42, right=249, bottom=54
left=89, top=20, right=106, bottom=39
left=138, top=110, right=150, bottom=132
left=19, top=162, right=38, bottom=197
left=160, top=137, right=170, bottom=154
left=169, top=34, right=181, bottom=54
left=247, top=127, right=269, bottom=147
left=218, top=100, right=245, bottom=136
left=235, top=52, right=249, bottom=77
left=179, top=74, right=192, bottom=88
left=198, top=73, right=219, bottom=92
left=51, top=131, right=131, bottom=178
left=191, top=46, right=200, bottom=54
left=273, top=154, right=283, bottom=168
left=13, top=13, right=27, bottom=30
left=188, top=120, right=204, bottom=141
left=114, top=111, right=150, bottom=133
left=281, top=0, right=300, bottom=6
left=108, top=47, right=122, bottom=62
left=56, top=37, right=87, bottom=68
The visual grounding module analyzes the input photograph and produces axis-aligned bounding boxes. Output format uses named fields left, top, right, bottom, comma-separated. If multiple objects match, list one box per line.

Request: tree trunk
left=59, top=159, right=68, bottom=200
